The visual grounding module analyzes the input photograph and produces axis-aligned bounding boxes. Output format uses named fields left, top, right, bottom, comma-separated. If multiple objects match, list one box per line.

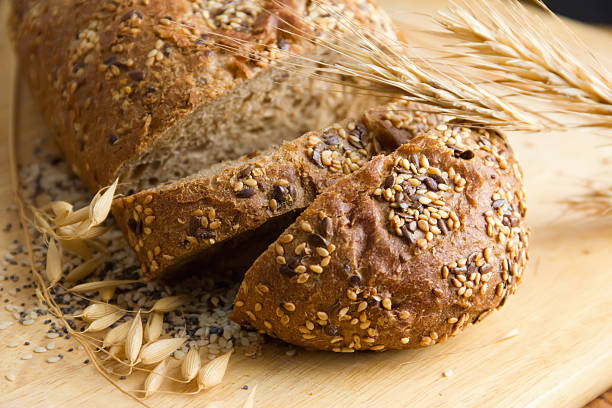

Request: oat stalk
left=435, top=0, right=612, bottom=125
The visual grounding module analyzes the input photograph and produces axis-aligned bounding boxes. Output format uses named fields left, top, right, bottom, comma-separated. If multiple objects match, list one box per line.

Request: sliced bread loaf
left=11, top=0, right=393, bottom=192
left=230, top=125, right=529, bottom=351
left=112, top=102, right=441, bottom=279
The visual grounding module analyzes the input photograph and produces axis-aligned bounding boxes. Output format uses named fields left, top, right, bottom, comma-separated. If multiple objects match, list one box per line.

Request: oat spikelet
left=45, top=239, right=62, bottom=285
left=149, top=296, right=187, bottom=313
left=108, top=344, right=124, bottom=359
left=126, top=310, right=143, bottom=365
left=144, top=359, right=168, bottom=398
left=435, top=0, right=612, bottom=124
left=89, top=178, right=119, bottom=228
left=103, top=319, right=132, bottom=348
left=181, top=347, right=201, bottom=382
left=50, top=201, right=73, bottom=221
left=197, top=350, right=233, bottom=390
left=59, top=238, right=93, bottom=259
left=139, top=337, right=187, bottom=365
left=65, top=254, right=105, bottom=282
left=99, top=286, right=116, bottom=302
left=243, top=385, right=257, bottom=408
left=55, top=206, right=89, bottom=228
left=81, top=303, right=119, bottom=321
left=144, top=312, right=164, bottom=343
left=69, top=280, right=140, bottom=293
left=84, top=310, right=125, bottom=333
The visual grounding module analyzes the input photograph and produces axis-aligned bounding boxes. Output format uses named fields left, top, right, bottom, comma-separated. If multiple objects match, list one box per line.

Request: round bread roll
left=230, top=124, right=529, bottom=351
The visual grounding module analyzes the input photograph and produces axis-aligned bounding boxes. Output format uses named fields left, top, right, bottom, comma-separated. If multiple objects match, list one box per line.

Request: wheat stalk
left=435, top=0, right=612, bottom=125
left=167, top=0, right=544, bottom=131
left=563, top=184, right=612, bottom=217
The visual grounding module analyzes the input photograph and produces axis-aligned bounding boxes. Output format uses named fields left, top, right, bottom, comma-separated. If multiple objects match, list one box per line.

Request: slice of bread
left=112, top=102, right=441, bottom=279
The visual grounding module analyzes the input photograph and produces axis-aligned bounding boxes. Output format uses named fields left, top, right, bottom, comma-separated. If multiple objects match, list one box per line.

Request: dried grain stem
left=435, top=0, right=612, bottom=124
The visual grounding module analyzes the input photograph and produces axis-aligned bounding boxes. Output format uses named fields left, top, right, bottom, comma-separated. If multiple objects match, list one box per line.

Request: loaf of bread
left=12, top=0, right=531, bottom=352
left=11, top=0, right=392, bottom=192
left=230, top=124, right=529, bottom=351
left=112, top=102, right=441, bottom=279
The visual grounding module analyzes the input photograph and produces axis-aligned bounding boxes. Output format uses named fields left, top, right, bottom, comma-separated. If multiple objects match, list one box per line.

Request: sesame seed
left=400, top=337, right=410, bottom=344
left=346, top=289, right=357, bottom=301
left=300, top=221, right=313, bottom=233
left=381, top=298, right=392, bottom=310
left=309, top=265, right=323, bottom=274
left=282, top=302, right=296, bottom=312
left=279, top=234, right=294, bottom=244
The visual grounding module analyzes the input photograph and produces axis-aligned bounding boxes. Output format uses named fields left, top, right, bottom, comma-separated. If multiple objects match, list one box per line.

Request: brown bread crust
left=10, top=0, right=390, bottom=189
left=112, top=102, right=441, bottom=279
left=230, top=125, right=529, bottom=351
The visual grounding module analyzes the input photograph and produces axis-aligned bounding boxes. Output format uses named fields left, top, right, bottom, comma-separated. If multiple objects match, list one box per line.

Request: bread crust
left=230, top=125, right=529, bottom=351
left=112, top=102, right=440, bottom=279
left=10, top=0, right=391, bottom=189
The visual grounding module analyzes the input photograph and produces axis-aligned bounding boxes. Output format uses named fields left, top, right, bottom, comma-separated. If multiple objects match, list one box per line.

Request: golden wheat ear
left=563, top=184, right=612, bottom=217
left=164, top=0, right=544, bottom=131
left=435, top=0, right=612, bottom=126
left=264, top=0, right=544, bottom=130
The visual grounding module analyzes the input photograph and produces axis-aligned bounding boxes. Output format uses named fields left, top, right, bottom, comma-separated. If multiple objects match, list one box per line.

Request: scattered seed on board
left=198, top=350, right=233, bottom=390
left=47, top=356, right=60, bottom=363
left=140, top=337, right=187, bottom=365
left=442, top=369, right=453, bottom=378
left=34, top=347, right=46, bottom=353
left=5, top=374, right=16, bottom=382
left=243, top=384, right=257, bottom=408
left=181, top=347, right=201, bottom=382
left=144, top=359, right=168, bottom=398
left=126, top=310, right=143, bottom=365
left=20, top=354, right=33, bottom=360
left=7, top=341, right=19, bottom=348
left=0, top=322, right=13, bottom=330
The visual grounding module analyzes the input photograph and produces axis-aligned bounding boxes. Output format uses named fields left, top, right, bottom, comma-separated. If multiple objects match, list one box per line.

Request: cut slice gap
left=119, top=66, right=380, bottom=194
left=113, top=101, right=442, bottom=280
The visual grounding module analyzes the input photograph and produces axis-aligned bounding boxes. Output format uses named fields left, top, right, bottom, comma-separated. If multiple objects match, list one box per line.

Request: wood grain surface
left=1, top=1, right=611, bottom=407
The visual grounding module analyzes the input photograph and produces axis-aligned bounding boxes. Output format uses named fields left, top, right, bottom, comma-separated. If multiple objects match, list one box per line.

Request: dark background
left=542, top=0, right=612, bottom=24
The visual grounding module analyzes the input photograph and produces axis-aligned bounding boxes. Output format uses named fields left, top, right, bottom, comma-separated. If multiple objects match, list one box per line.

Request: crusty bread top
left=230, top=125, right=529, bottom=351
left=112, top=101, right=441, bottom=280
left=11, top=0, right=391, bottom=189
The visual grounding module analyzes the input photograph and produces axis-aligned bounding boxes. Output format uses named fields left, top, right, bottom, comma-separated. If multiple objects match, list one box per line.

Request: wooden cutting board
left=1, top=1, right=611, bottom=407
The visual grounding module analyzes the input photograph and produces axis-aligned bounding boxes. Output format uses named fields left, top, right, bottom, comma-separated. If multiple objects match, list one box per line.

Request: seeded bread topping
left=112, top=102, right=441, bottom=279
left=230, top=125, right=529, bottom=351
left=10, top=0, right=393, bottom=190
